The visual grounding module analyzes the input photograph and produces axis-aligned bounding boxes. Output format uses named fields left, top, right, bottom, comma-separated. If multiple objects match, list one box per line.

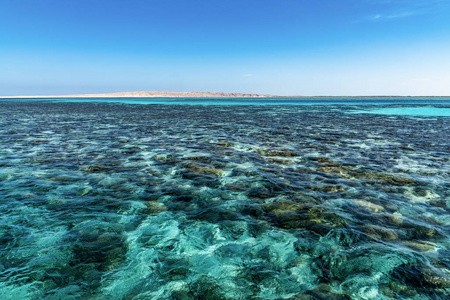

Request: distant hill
left=0, top=91, right=276, bottom=98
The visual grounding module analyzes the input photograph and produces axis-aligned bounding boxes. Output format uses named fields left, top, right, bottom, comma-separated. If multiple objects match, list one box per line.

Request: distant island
left=0, top=91, right=276, bottom=98
left=1, top=92, right=449, bottom=99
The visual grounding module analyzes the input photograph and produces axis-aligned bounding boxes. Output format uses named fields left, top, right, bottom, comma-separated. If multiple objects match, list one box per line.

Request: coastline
left=1, top=91, right=449, bottom=99
left=0, top=91, right=274, bottom=99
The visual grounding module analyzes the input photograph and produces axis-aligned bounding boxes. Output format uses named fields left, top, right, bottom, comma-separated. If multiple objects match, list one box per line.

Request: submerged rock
left=317, top=166, right=349, bottom=176
left=307, top=184, right=346, bottom=193
left=273, top=210, right=314, bottom=230
left=83, top=165, right=109, bottom=172
left=263, top=200, right=308, bottom=216
left=187, top=275, right=229, bottom=300
left=70, top=227, right=128, bottom=272
left=389, top=281, right=418, bottom=297
left=266, top=158, right=294, bottom=165
left=145, top=201, right=167, bottom=214
left=353, top=200, right=384, bottom=213
left=422, top=271, right=450, bottom=288
left=386, top=213, right=404, bottom=225
left=190, top=207, right=242, bottom=223
left=216, top=141, right=234, bottom=147
left=152, top=153, right=176, bottom=162
left=183, top=162, right=223, bottom=177
left=225, top=181, right=251, bottom=192
left=247, top=187, right=273, bottom=199
left=391, top=263, right=450, bottom=291
left=171, top=290, right=195, bottom=300
left=293, top=294, right=314, bottom=300
left=308, top=207, right=347, bottom=227
left=351, top=171, right=416, bottom=186
left=363, top=225, right=398, bottom=241
left=404, top=240, right=435, bottom=252
left=304, top=283, right=351, bottom=300
left=258, top=148, right=299, bottom=157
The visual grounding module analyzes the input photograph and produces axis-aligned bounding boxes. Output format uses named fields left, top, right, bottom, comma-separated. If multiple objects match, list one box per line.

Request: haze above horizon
left=1, top=0, right=450, bottom=96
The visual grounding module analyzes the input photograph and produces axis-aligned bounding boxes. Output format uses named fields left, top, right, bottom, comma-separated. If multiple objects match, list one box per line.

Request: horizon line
left=1, top=91, right=450, bottom=99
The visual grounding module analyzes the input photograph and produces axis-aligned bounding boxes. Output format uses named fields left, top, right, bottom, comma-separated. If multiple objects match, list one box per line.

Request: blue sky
left=1, top=0, right=449, bottom=96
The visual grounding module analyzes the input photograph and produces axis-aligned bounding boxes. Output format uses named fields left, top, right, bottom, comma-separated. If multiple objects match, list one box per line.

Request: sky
left=1, top=0, right=450, bottom=96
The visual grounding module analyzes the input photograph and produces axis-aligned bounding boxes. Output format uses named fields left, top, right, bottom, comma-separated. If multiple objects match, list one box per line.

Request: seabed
left=0, top=101, right=449, bottom=299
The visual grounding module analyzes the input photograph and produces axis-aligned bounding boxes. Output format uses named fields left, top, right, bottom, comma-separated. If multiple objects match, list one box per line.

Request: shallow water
left=351, top=107, right=450, bottom=117
left=1, top=96, right=450, bottom=107
left=0, top=101, right=449, bottom=299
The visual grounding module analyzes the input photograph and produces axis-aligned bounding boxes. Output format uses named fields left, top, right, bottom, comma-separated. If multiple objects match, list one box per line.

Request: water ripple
left=0, top=102, right=449, bottom=299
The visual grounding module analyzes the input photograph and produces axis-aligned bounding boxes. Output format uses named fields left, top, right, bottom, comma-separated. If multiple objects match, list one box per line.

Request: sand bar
left=0, top=91, right=276, bottom=99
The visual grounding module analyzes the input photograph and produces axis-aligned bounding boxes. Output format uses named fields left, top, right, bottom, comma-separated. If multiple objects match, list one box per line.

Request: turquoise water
left=351, top=107, right=450, bottom=117
left=0, top=100, right=449, bottom=299
left=1, top=96, right=450, bottom=107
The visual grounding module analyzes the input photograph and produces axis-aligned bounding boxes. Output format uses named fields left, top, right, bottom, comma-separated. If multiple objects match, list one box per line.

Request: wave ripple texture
left=0, top=102, right=449, bottom=299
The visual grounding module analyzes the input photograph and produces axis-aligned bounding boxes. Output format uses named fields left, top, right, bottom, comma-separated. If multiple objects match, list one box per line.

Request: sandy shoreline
left=1, top=91, right=449, bottom=99
left=0, top=91, right=276, bottom=99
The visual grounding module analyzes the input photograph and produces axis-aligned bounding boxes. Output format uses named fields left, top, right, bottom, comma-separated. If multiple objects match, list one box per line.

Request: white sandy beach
left=0, top=91, right=276, bottom=99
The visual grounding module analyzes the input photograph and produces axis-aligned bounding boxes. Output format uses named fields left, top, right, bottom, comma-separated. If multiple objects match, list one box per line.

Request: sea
left=0, top=97, right=449, bottom=299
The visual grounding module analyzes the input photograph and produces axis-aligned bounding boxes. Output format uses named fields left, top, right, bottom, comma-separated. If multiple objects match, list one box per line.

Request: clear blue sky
left=1, top=0, right=449, bottom=96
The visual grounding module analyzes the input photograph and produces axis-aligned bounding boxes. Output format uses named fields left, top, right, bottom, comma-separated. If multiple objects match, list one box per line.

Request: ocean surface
left=0, top=98, right=449, bottom=299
